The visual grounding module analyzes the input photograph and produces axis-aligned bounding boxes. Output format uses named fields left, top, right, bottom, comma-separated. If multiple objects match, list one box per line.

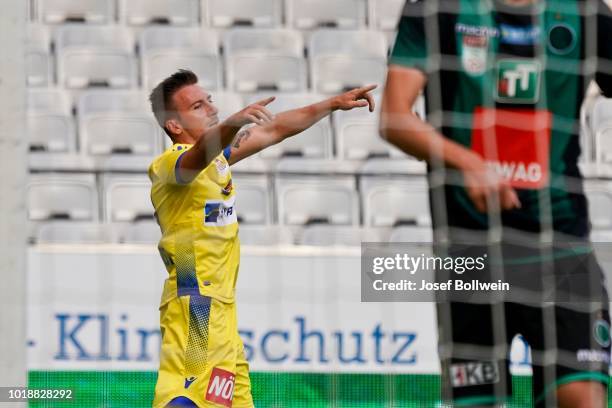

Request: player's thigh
left=205, top=300, right=253, bottom=408
left=530, top=306, right=610, bottom=408
left=232, top=339, right=254, bottom=408
left=437, top=302, right=513, bottom=405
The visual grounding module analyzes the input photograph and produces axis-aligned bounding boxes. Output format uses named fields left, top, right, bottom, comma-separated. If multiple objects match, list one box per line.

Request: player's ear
left=165, top=119, right=182, bottom=136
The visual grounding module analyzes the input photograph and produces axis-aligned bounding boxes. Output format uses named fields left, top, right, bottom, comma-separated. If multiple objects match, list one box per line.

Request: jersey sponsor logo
left=455, top=23, right=499, bottom=39
left=593, top=319, right=611, bottom=348
left=496, top=60, right=541, bottom=104
left=471, top=107, right=551, bottom=189
left=206, top=367, right=235, bottom=407
left=184, top=376, right=197, bottom=389
left=485, top=161, right=543, bottom=185
left=548, top=23, right=576, bottom=55
left=450, top=361, right=500, bottom=387
left=461, top=35, right=488, bottom=75
left=214, top=157, right=229, bottom=176
left=204, top=196, right=237, bottom=226
left=576, top=349, right=610, bottom=363
left=499, top=24, right=541, bottom=46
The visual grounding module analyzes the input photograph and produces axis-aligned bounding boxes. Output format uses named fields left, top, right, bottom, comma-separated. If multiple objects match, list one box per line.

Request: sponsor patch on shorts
left=206, top=367, right=235, bottom=407
left=450, top=361, right=500, bottom=387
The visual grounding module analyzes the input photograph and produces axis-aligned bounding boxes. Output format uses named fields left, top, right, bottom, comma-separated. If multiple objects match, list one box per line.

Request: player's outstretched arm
left=379, top=65, right=520, bottom=212
left=227, top=85, right=377, bottom=165
left=176, top=97, right=275, bottom=183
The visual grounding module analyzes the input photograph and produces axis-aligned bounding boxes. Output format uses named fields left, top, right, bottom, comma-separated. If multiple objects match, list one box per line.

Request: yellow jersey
left=149, top=144, right=239, bottom=304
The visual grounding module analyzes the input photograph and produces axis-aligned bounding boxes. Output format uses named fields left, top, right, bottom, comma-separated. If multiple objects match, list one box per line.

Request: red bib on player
left=471, top=107, right=552, bottom=189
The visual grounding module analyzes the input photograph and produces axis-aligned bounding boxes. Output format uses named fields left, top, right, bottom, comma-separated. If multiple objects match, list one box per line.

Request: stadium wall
left=27, top=246, right=538, bottom=407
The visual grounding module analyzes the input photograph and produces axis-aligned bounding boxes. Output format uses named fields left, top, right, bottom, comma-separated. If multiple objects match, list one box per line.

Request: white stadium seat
left=232, top=174, right=272, bottom=224
left=585, top=180, right=612, bottom=229
left=204, top=0, right=282, bottom=28
left=27, top=89, right=76, bottom=153
left=119, top=0, right=200, bottom=26
left=276, top=175, right=359, bottom=225
left=336, top=119, right=392, bottom=159
left=121, top=221, right=162, bottom=244
left=361, top=176, right=431, bottom=227
left=299, top=225, right=387, bottom=246
left=238, top=225, right=294, bottom=246
left=591, top=97, right=612, bottom=163
left=28, top=173, right=99, bottom=221
left=55, top=25, right=137, bottom=89
left=332, top=93, right=397, bottom=160
left=102, top=174, right=155, bottom=222
left=388, top=226, right=433, bottom=243
left=26, top=25, right=53, bottom=87
left=286, top=0, right=367, bottom=29
left=35, top=0, right=115, bottom=24
left=140, top=27, right=221, bottom=91
left=224, top=28, right=307, bottom=92
left=210, top=92, right=244, bottom=121
left=77, top=90, right=163, bottom=156
left=309, top=30, right=388, bottom=94
left=36, top=221, right=120, bottom=244
left=247, top=93, right=332, bottom=158
left=369, top=0, right=405, bottom=30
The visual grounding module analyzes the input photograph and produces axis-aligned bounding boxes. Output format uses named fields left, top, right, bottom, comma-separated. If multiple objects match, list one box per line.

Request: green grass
left=25, top=371, right=550, bottom=407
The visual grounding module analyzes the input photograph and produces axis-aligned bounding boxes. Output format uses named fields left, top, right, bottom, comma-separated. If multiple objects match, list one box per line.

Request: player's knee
left=166, top=396, right=198, bottom=407
left=556, top=381, right=607, bottom=408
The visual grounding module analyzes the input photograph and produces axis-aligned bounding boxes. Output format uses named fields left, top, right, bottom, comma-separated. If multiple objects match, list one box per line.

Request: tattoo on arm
left=232, top=129, right=251, bottom=149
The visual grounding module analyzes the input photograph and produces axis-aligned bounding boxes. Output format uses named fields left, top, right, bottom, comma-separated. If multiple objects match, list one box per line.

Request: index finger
left=254, top=96, right=276, bottom=107
left=357, top=84, right=378, bottom=94
left=363, top=92, right=375, bottom=112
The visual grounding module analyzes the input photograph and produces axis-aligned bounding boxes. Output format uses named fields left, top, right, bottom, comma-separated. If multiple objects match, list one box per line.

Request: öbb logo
left=206, top=367, right=235, bottom=407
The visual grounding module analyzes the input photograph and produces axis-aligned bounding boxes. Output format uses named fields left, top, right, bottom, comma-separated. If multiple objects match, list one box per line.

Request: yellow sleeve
left=149, top=148, right=191, bottom=185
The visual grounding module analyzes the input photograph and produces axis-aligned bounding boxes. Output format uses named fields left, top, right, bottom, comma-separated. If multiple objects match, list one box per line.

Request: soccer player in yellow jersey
left=148, top=70, right=376, bottom=408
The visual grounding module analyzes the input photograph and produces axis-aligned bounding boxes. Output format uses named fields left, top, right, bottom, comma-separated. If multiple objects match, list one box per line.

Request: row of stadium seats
left=27, top=88, right=425, bottom=160
left=30, top=221, right=433, bottom=246
left=27, top=173, right=431, bottom=226
left=26, top=172, right=612, bottom=230
left=27, top=25, right=389, bottom=92
left=28, top=0, right=404, bottom=31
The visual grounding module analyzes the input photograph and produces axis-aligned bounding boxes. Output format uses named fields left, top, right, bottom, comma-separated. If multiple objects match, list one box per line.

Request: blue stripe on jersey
left=174, top=151, right=189, bottom=185
left=223, top=146, right=231, bottom=160
left=185, top=295, right=211, bottom=375
left=175, top=234, right=199, bottom=297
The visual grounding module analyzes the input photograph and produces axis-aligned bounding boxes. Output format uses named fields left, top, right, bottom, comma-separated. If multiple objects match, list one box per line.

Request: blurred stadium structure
left=0, top=0, right=609, bottom=406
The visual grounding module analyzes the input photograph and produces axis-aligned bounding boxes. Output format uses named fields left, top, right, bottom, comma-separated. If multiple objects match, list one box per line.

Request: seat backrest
left=361, top=176, right=431, bottom=227
left=36, top=0, right=116, bottom=24
left=309, top=29, right=387, bottom=58
left=276, top=175, right=359, bottom=225
left=139, top=27, right=219, bottom=54
left=369, top=0, right=405, bottom=30
left=120, top=0, right=200, bottom=26
left=27, top=90, right=76, bottom=152
left=28, top=173, right=99, bottom=221
left=36, top=221, right=119, bottom=244
left=55, top=25, right=134, bottom=52
left=102, top=174, right=155, bottom=222
left=286, top=0, right=367, bottom=29
left=224, top=28, right=304, bottom=57
left=585, top=180, right=612, bottom=229
left=205, top=0, right=282, bottom=28
left=233, top=174, right=272, bottom=224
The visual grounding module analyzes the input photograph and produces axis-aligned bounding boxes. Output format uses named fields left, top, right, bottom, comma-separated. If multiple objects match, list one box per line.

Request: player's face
left=171, top=84, right=219, bottom=141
